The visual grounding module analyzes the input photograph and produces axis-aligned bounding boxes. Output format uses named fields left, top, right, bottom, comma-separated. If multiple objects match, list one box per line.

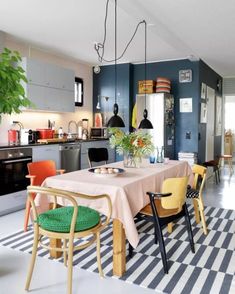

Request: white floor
left=0, top=211, right=155, bottom=294
left=0, top=166, right=234, bottom=294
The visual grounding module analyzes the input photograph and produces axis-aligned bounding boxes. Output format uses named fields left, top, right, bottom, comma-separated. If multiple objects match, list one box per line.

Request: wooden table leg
left=113, top=219, right=126, bottom=277
left=49, top=238, right=62, bottom=258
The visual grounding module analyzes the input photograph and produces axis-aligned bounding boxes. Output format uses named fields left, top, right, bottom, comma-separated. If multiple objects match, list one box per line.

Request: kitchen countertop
left=0, top=138, right=109, bottom=149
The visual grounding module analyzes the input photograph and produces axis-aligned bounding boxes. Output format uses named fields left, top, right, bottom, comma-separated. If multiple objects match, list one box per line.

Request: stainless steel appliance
left=0, top=147, right=32, bottom=215
left=136, top=93, right=175, bottom=158
left=59, top=143, right=81, bottom=172
left=90, top=127, right=108, bottom=139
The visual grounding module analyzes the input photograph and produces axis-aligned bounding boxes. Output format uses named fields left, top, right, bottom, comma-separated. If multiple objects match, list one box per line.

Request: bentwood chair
left=129, top=176, right=195, bottom=274
left=88, top=148, right=108, bottom=168
left=186, top=164, right=208, bottom=235
left=25, top=186, right=112, bottom=294
left=24, top=160, right=65, bottom=231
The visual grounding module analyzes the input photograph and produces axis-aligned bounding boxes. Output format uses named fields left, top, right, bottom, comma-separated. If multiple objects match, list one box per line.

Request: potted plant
left=0, top=47, right=32, bottom=121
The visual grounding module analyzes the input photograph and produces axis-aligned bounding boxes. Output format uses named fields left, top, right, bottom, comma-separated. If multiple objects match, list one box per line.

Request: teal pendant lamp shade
left=138, top=21, right=153, bottom=129
left=107, top=0, right=125, bottom=128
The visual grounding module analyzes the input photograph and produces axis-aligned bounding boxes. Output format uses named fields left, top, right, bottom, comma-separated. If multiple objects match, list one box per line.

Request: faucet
left=68, top=120, right=78, bottom=137
left=12, top=121, right=24, bottom=130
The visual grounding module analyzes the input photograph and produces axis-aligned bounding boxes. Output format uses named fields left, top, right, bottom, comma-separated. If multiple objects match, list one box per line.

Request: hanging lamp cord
left=115, top=0, right=117, bottom=104
left=144, top=20, right=147, bottom=110
left=95, top=0, right=146, bottom=63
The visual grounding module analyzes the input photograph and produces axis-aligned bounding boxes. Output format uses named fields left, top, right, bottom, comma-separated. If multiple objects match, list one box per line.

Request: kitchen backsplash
left=0, top=109, right=93, bottom=143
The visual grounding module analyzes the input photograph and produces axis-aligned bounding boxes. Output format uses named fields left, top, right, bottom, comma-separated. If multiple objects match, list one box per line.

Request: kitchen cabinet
left=32, top=145, right=60, bottom=169
left=80, top=140, right=115, bottom=169
left=21, top=58, right=75, bottom=112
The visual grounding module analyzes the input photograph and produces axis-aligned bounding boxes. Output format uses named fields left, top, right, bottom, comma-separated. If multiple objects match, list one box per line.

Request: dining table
left=36, top=159, right=193, bottom=277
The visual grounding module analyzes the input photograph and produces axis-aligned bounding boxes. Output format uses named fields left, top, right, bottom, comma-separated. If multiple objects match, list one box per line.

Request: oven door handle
left=2, top=157, right=32, bottom=164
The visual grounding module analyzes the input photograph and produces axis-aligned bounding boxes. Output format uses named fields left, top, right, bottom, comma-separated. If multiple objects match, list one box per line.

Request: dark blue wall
left=93, top=59, right=222, bottom=162
left=133, top=59, right=199, bottom=158
left=93, top=63, right=133, bottom=132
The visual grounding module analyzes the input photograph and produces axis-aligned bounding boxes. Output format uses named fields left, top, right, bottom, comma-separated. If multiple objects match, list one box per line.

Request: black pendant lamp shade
left=139, top=109, right=153, bottom=129
left=107, top=103, right=125, bottom=127
left=138, top=21, right=153, bottom=129
left=107, top=0, right=125, bottom=128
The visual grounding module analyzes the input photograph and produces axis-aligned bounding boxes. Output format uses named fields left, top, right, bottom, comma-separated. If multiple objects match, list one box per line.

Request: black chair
left=129, top=177, right=195, bottom=274
left=203, top=156, right=220, bottom=184
left=88, top=148, right=109, bottom=168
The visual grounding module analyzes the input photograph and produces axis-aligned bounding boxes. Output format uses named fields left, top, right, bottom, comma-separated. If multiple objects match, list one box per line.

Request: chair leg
left=67, top=238, right=74, bottom=294
left=96, top=232, right=104, bottom=278
left=184, top=204, right=195, bottom=253
left=167, top=223, right=173, bottom=234
left=198, top=201, right=208, bottom=235
left=63, top=239, right=67, bottom=267
left=129, top=243, right=133, bottom=258
left=153, top=219, right=168, bottom=274
left=217, top=168, right=220, bottom=182
left=193, top=199, right=200, bottom=224
left=214, top=168, right=218, bottom=184
left=154, top=226, right=158, bottom=244
left=25, top=228, right=39, bottom=290
left=24, top=199, right=31, bottom=232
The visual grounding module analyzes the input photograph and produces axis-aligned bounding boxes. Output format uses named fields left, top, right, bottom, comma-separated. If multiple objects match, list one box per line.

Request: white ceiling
left=0, top=0, right=234, bottom=77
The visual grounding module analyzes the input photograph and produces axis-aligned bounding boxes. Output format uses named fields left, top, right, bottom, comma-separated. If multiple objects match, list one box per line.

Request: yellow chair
left=186, top=164, right=207, bottom=235
left=129, top=177, right=195, bottom=274
left=25, top=186, right=112, bottom=294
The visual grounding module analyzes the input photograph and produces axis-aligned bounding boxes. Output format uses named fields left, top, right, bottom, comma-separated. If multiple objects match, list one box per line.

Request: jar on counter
left=58, top=127, right=63, bottom=139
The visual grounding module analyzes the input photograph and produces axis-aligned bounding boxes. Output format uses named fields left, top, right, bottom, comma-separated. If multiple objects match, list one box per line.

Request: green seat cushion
left=37, top=206, right=100, bottom=233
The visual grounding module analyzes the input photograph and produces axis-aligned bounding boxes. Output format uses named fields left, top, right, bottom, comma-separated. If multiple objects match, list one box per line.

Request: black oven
left=0, top=148, right=32, bottom=196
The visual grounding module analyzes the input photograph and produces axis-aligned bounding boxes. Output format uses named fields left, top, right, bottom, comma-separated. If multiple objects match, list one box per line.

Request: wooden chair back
left=160, top=176, right=188, bottom=211
left=27, top=160, right=57, bottom=186
left=192, top=164, right=207, bottom=194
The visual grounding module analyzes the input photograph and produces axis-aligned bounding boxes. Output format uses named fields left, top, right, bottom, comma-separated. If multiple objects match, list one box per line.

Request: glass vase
left=123, top=151, right=142, bottom=168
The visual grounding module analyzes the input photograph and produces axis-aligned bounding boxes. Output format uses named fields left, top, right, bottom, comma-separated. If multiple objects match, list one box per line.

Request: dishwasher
left=59, top=143, right=81, bottom=172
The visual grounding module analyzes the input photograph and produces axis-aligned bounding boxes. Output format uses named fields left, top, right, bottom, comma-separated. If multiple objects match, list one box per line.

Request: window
left=74, top=77, right=83, bottom=106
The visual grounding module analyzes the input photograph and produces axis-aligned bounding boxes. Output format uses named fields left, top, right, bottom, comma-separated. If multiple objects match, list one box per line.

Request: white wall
left=0, top=36, right=93, bottom=143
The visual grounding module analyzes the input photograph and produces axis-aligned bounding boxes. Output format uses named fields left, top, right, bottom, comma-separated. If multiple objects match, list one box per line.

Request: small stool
left=220, top=155, right=234, bottom=175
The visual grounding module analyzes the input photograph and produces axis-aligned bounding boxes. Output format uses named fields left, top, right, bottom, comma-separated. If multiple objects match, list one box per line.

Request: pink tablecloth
left=36, top=160, right=192, bottom=248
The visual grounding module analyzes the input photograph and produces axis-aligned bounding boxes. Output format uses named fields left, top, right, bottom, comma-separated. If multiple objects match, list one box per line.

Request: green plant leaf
left=0, top=48, right=32, bottom=117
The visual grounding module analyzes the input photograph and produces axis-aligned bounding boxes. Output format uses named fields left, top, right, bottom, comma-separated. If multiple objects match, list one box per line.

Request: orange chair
left=24, top=160, right=65, bottom=231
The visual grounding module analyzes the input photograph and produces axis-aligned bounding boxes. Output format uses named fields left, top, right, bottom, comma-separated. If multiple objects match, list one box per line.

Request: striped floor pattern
left=0, top=205, right=235, bottom=294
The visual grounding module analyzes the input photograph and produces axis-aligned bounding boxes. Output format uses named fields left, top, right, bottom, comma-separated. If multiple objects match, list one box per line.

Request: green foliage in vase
left=0, top=48, right=32, bottom=121
left=109, top=128, right=154, bottom=157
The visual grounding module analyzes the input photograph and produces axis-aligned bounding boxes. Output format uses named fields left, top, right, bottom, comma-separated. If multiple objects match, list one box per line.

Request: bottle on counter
left=58, top=127, right=63, bottom=139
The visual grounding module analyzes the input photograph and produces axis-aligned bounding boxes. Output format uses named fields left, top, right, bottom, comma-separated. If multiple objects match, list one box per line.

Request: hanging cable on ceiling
left=138, top=20, right=153, bottom=129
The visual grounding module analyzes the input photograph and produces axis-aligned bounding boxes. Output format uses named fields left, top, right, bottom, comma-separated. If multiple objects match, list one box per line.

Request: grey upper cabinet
left=21, top=57, right=75, bottom=112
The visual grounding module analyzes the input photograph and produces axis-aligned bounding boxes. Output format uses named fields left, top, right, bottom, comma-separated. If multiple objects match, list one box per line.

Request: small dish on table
left=88, top=167, right=125, bottom=177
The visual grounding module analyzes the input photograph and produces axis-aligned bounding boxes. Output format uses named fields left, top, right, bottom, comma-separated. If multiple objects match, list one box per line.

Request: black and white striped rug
left=0, top=205, right=235, bottom=294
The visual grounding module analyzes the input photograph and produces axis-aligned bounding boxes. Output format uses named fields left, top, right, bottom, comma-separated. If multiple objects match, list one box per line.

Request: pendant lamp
left=138, top=21, right=153, bottom=129
left=107, top=0, right=125, bottom=128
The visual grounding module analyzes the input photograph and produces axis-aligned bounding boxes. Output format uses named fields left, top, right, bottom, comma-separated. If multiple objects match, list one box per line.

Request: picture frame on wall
left=201, top=83, right=206, bottom=99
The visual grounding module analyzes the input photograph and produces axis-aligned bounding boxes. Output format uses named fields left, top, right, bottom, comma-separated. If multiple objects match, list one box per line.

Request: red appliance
left=8, top=129, right=19, bottom=145
left=36, top=129, right=54, bottom=139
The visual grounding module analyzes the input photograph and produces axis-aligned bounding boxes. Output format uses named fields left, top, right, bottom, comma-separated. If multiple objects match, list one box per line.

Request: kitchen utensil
left=36, top=129, right=54, bottom=139
left=8, top=129, right=19, bottom=145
